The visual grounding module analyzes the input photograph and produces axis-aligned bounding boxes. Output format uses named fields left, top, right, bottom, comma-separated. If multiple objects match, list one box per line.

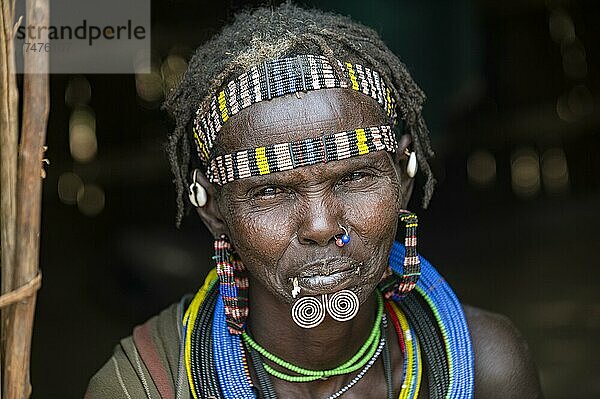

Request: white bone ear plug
left=188, top=170, right=207, bottom=207
left=404, top=149, right=417, bottom=178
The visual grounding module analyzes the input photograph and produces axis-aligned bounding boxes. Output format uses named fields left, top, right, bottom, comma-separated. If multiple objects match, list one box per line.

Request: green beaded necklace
left=241, top=292, right=384, bottom=383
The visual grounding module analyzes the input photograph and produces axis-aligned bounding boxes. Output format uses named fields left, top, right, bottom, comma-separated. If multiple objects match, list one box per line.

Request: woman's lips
left=298, top=268, right=359, bottom=295
left=296, top=257, right=354, bottom=277
left=289, top=257, right=362, bottom=295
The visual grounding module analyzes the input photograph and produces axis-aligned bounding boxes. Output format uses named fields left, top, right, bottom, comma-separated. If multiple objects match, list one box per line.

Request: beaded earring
left=214, top=235, right=249, bottom=334
left=378, top=210, right=420, bottom=301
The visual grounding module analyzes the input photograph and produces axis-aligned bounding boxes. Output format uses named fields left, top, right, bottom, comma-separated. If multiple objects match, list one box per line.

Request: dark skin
left=194, top=88, right=543, bottom=398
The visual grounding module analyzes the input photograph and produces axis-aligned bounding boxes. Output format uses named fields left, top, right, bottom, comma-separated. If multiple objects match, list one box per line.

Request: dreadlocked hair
left=164, top=1, right=436, bottom=226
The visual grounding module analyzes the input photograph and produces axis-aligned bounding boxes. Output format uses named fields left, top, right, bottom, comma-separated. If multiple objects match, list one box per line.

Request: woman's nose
left=296, top=196, right=341, bottom=247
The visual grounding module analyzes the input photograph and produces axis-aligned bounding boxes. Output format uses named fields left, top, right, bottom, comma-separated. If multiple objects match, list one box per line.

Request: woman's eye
left=254, top=186, right=284, bottom=199
left=342, top=171, right=370, bottom=182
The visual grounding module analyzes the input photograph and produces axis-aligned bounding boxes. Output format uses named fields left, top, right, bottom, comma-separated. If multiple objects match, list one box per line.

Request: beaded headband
left=193, top=54, right=398, bottom=165
left=207, top=125, right=397, bottom=185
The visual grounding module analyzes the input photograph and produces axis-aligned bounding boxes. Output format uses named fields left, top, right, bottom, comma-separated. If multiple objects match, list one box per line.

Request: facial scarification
left=214, top=88, right=405, bottom=304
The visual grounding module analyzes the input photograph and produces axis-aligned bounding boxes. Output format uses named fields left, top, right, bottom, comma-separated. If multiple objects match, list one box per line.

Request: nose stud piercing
left=336, top=224, right=351, bottom=247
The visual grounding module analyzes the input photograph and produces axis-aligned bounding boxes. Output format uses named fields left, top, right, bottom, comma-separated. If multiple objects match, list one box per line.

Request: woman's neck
left=246, top=277, right=378, bottom=370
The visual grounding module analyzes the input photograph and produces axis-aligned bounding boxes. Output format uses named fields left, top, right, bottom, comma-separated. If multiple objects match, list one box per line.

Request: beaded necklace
left=389, top=242, right=474, bottom=399
left=182, top=243, right=474, bottom=399
left=242, top=292, right=384, bottom=383
left=183, top=269, right=218, bottom=399
left=183, top=283, right=422, bottom=399
left=242, top=298, right=424, bottom=399
left=401, top=294, right=449, bottom=398
left=248, top=312, right=399, bottom=399
left=386, top=301, right=423, bottom=399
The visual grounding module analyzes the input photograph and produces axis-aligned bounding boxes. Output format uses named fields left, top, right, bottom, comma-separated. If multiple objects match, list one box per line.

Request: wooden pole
left=0, top=2, right=20, bottom=396
left=1, top=0, right=48, bottom=397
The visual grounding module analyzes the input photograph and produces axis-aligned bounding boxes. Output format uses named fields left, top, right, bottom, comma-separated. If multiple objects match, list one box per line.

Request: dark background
left=30, top=0, right=599, bottom=398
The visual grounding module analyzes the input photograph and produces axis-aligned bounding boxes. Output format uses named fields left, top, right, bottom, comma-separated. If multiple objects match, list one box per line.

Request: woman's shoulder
left=85, top=298, right=191, bottom=399
left=462, top=304, right=543, bottom=399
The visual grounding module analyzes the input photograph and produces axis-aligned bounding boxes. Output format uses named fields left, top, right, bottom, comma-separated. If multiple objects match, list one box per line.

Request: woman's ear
left=392, top=134, right=415, bottom=209
left=189, top=169, right=229, bottom=238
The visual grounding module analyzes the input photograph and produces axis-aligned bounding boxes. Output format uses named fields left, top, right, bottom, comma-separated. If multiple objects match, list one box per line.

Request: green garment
left=85, top=298, right=192, bottom=399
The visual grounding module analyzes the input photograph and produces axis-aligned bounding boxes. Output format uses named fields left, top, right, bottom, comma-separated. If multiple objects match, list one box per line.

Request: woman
left=86, top=3, right=542, bottom=398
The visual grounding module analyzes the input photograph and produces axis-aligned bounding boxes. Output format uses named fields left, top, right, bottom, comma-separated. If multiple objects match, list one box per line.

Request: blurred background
left=31, top=0, right=598, bottom=398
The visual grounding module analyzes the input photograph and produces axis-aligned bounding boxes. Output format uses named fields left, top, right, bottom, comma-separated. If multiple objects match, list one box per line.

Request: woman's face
left=211, top=88, right=406, bottom=305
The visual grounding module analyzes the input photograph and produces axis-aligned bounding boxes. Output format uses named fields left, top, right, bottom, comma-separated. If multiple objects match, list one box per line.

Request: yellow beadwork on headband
left=193, top=54, right=398, bottom=166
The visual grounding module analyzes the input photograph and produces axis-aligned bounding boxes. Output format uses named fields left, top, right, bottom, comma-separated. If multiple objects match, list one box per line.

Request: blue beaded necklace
left=389, top=242, right=475, bottom=399
left=185, top=241, right=475, bottom=399
left=213, top=296, right=255, bottom=398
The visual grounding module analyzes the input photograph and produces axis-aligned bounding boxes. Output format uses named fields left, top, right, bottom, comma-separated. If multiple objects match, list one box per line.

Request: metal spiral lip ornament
left=326, top=289, right=360, bottom=322
left=291, top=289, right=360, bottom=328
left=291, top=295, right=326, bottom=329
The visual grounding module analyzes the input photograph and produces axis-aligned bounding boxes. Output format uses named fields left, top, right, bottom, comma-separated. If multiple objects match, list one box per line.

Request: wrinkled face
left=213, top=88, right=405, bottom=305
